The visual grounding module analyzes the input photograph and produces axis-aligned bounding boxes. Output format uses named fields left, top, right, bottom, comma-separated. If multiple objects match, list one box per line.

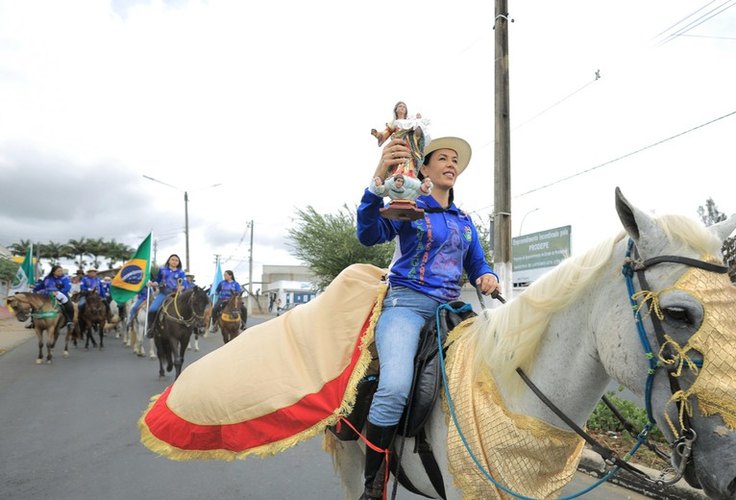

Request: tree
left=287, top=205, right=394, bottom=291
left=8, top=239, right=33, bottom=256
left=39, top=241, right=73, bottom=265
left=67, top=237, right=90, bottom=270
left=85, top=237, right=106, bottom=269
left=0, top=257, right=19, bottom=296
left=697, top=198, right=736, bottom=282
left=105, top=240, right=134, bottom=269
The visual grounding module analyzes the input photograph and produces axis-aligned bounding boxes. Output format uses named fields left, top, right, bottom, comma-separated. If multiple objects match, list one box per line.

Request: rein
left=162, top=288, right=205, bottom=327
left=514, top=240, right=726, bottom=489
left=442, top=241, right=728, bottom=497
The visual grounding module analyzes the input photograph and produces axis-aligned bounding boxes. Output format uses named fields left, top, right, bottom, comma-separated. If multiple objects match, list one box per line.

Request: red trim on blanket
left=143, top=309, right=374, bottom=452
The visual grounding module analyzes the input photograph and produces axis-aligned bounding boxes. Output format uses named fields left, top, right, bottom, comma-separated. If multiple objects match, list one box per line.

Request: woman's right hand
left=372, top=138, right=411, bottom=179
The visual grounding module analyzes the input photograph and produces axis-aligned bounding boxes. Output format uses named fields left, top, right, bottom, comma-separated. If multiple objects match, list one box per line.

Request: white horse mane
left=468, top=214, right=722, bottom=392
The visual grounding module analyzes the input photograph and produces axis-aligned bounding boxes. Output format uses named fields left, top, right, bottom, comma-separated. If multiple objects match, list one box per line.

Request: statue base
left=380, top=200, right=425, bottom=221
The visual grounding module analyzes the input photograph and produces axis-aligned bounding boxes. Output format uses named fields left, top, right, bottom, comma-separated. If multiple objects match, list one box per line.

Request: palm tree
left=85, top=237, right=105, bottom=269
left=8, top=239, right=33, bottom=256
left=39, top=241, right=73, bottom=265
left=105, top=240, right=134, bottom=269
left=67, top=237, right=90, bottom=270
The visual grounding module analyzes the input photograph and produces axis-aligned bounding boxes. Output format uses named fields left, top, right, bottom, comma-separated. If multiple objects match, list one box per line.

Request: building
left=261, top=264, right=317, bottom=313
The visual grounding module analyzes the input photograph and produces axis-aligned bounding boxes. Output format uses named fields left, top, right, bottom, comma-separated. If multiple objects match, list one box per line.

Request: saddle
left=328, top=301, right=475, bottom=500
left=330, top=301, right=475, bottom=441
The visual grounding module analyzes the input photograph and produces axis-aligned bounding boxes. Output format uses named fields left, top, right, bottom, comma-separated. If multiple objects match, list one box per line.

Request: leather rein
left=516, top=240, right=728, bottom=487
left=161, top=288, right=205, bottom=328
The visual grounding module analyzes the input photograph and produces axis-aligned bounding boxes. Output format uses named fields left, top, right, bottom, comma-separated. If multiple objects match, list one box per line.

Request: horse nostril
left=728, top=476, right=736, bottom=497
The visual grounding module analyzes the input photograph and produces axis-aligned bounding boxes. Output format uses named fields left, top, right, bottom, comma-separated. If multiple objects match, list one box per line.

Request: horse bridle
left=161, top=288, right=206, bottom=328
left=516, top=239, right=729, bottom=487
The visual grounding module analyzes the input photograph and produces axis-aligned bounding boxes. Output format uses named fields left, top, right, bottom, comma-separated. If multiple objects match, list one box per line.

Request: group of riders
left=28, top=253, right=247, bottom=337
left=28, top=264, right=115, bottom=331
left=126, top=253, right=248, bottom=337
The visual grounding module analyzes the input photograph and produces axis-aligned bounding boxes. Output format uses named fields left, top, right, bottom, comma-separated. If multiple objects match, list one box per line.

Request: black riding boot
left=62, top=301, right=74, bottom=328
left=360, top=422, right=397, bottom=500
left=146, top=310, right=157, bottom=338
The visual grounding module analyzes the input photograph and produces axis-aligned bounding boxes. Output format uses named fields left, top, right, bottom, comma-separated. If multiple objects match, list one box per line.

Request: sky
left=1, top=0, right=735, bottom=287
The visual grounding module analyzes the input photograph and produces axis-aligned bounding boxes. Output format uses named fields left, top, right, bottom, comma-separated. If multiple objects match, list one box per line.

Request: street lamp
left=518, top=208, right=540, bottom=236
left=142, top=175, right=221, bottom=272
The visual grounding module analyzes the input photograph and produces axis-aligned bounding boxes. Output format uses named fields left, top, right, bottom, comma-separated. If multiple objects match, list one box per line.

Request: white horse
left=129, top=303, right=156, bottom=359
left=328, top=188, right=736, bottom=499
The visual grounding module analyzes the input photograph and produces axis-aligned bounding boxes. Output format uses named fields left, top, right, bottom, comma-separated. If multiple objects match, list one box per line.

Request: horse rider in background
left=78, top=268, right=104, bottom=316
left=37, top=264, right=75, bottom=329
left=99, top=276, right=115, bottom=318
left=146, top=253, right=191, bottom=337
left=211, top=270, right=248, bottom=331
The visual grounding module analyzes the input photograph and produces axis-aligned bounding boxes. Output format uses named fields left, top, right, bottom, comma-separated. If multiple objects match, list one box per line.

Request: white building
left=261, top=264, right=317, bottom=313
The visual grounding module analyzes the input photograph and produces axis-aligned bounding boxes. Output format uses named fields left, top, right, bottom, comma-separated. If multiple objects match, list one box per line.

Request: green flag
left=11, top=245, right=34, bottom=293
left=111, top=234, right=152, bottom=304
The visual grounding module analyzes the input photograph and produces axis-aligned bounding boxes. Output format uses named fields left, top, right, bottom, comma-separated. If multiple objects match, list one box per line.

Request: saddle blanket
left=139, top=264, right=387, bottom=461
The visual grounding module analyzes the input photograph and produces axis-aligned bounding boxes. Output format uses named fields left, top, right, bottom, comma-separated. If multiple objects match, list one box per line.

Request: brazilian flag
left=111, top=233, right=152, bottom=304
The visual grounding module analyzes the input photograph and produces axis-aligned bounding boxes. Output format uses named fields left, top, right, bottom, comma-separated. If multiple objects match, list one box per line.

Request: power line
left=468, top=109, right=736, bottom=214
left=655, top=0, right=736, bottom=46
left=512, top=71, right=601, bottom=131
left=514, top=109, right=736, bottom=198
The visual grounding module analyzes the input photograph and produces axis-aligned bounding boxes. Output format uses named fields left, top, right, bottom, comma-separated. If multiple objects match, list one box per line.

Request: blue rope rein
left=622, top=240, right=660, bottom=425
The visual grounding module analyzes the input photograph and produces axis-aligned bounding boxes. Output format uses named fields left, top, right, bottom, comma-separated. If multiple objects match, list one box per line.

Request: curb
left=578, top=449, right=707, bottom=499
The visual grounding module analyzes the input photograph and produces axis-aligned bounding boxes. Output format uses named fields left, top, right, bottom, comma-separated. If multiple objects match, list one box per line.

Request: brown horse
left=6, top=292, right=78, bottom=363
left=78, top=290, right=107, bottom=350
left=152, top=286, right=209, bottom=380
left=216, top=293, right=247, bottom=344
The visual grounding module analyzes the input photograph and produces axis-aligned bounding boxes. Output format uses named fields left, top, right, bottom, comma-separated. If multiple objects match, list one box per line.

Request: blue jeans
left=149, top=291, right=170, bottom=314
left=129, top=296, right=147, bottom=322
left=368, top=286, right=441, bottom=427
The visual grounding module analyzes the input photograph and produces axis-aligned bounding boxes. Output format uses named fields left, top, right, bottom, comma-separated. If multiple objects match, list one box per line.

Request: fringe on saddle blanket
left=139, top=263, right=388, bottom=461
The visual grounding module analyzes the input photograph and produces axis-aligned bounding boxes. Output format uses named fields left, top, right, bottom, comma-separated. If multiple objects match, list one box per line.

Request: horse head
left=614, top=188, right=736, bottom=497
left=6, top=294, right=32, bottom=322
left=190, top=286, right=210, bottom=315
left=464, top=188, right=736, bottom=499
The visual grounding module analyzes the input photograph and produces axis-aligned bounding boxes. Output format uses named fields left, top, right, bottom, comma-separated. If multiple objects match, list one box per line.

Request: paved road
left=0, top=316, right=648, bottom=500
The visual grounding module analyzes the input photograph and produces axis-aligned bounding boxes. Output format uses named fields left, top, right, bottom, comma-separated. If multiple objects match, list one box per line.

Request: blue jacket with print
left=357, top=189, right=495, bottom=302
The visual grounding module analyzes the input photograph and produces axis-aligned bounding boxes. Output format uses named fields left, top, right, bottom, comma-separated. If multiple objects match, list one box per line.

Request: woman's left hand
left=475, top=273, right=501, bottom=295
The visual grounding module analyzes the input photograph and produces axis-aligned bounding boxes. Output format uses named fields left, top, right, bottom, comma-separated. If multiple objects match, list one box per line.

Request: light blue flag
left=209, top=258, right=223, bottom=304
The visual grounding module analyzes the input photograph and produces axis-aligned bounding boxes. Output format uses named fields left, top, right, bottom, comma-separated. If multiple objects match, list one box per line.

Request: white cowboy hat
left=423, top=136, right=472, bottom=175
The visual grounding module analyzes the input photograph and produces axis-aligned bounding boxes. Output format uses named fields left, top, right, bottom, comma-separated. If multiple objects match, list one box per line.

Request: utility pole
left=153, top=239, right=158, bottom=266
left=248, top=220, right=254, bottom=311
left=494, top=0, right=513, bottom=296
left=184, top=191, right=190, bottom=272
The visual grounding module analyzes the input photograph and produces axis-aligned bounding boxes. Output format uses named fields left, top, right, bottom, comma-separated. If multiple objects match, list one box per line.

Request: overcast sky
left=1, top=0, right=735, bottom=286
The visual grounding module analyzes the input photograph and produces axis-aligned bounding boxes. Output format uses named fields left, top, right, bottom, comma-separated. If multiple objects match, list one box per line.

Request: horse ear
left=710, top=214, right=736, bottom=243
left=615, top=187, right=665, bottom=257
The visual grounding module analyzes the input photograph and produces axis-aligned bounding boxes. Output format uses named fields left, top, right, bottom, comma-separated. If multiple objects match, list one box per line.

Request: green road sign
left=512, top=225, right=571, bottom=272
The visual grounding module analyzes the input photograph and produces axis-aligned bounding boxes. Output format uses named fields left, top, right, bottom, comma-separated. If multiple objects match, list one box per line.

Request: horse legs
left=174, top=334, right=190, bottom=380
left=155, top=336, right=167, bottom=379
left=35, top=331, right=44, bottom=364
left=148, top=338, right=157, bottom=359
left=98, top=323, right=104, bottom=350
left=63, top=324, right=72, bottom=358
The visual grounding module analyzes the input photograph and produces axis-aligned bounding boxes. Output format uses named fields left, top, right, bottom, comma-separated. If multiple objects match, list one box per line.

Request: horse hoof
left=136, top=352, right=144, bottom=358
left=35, top=358, right=43, bottom=365
left=63, top=351, right=69, bottom=358
left=195, top=347, right=200, bottom=352
left=46, top=359, right=52, bottom=364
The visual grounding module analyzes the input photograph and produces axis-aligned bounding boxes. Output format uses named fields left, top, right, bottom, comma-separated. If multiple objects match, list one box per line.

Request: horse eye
left=663, top=306, right=692, bottom=325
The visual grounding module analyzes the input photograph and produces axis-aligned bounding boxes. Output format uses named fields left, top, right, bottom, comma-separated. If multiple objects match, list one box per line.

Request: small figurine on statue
left=369, top=101, right=432, bottom=221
